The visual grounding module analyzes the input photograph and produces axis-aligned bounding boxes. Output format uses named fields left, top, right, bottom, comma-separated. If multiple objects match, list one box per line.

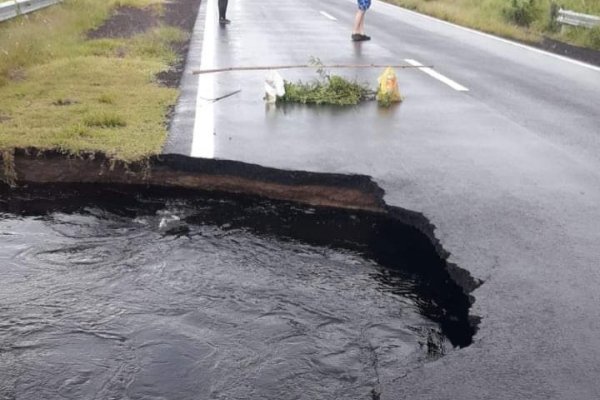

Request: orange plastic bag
left=376, top=67, right=402, bottom=106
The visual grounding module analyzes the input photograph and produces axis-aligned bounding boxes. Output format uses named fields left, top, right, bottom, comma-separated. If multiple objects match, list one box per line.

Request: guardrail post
left=548, top=2, right=560, bottom=32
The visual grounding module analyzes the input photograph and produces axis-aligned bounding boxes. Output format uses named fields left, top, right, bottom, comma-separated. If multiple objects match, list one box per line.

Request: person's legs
left=358, top=11, right=366, bottom=34
left=352, top=0, right=370, bottom=41
left=218, top=0, right=229, bottom=23
left=352, top=10, right=365, bottom=35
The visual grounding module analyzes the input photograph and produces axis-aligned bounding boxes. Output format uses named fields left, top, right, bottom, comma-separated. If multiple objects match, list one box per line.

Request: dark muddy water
left=0, top=186, right=470, bottom=400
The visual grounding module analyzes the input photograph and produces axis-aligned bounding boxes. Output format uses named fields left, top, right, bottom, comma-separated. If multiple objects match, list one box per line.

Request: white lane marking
left=405, top=59, right=469, bottom=92
left=191, top=0, right=216, bottom=158
left=320, top=11, right=337, bottom=21
left=374, top=0, right=600, bottom=73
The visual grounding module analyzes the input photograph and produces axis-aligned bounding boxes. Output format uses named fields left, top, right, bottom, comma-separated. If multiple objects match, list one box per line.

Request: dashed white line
left=320, top=11, right=337, bottom=21
left=405, top=59, right=470, bottom=92
left=374, top=0, right=600, bottom=73
left=191, top=0, right=216, bottom=158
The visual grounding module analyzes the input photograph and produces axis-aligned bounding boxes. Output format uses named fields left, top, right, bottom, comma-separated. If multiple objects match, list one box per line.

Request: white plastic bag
left=264, top=70, right=285, bottom=103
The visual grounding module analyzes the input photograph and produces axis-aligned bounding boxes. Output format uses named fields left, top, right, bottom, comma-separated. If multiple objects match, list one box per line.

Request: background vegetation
left=385, top=0, right=600, bottom=50
left=0, top=0, right=185, bottom=161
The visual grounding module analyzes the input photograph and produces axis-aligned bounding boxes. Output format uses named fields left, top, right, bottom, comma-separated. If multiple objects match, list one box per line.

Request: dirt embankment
left=87, top=6, right=160, bottom=39
left=1, top=148, right=386, bottom=212
left=540, top=37, right=600, bottom=66
left=87, top=0, right=202, bottom=87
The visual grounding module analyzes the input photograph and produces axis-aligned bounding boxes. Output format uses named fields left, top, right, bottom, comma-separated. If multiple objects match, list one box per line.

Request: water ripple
left=0, top=203, right=448, bottom=400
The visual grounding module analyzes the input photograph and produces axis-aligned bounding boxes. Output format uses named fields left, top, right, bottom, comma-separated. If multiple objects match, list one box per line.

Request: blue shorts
left=358, top=0, right=371, bottom=11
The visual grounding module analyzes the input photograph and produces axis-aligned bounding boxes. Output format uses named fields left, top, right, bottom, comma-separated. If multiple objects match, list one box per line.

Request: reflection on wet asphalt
left=0, top=198, right=446, bottom=400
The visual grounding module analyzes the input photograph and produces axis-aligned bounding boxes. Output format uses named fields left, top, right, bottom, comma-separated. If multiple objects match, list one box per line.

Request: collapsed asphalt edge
left=0, top=148, right=482, bottom=346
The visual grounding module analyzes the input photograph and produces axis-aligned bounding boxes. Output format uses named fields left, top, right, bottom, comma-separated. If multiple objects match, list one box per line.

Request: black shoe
left=219, top=18, right=231, bottom=24
left=351, top=33, right=370, bottom=41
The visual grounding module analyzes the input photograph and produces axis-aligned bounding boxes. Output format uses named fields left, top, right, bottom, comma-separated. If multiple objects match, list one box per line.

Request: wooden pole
left=192, top=63, right=432, bottom=75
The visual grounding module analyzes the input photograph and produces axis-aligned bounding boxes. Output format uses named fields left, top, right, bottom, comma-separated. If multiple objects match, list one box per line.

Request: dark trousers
left=218, top=0, right=228, bottom=19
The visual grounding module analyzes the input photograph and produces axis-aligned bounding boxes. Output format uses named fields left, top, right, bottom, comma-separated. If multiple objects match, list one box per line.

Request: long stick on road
left=192, top=63, right=432, bottom=75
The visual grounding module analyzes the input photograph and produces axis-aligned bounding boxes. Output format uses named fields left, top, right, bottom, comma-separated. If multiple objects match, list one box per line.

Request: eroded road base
left=1, top=148, right=481, bottom=346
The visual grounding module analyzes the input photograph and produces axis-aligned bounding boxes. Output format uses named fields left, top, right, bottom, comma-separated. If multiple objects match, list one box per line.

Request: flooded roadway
left=0, top=186, right=472, bottom=399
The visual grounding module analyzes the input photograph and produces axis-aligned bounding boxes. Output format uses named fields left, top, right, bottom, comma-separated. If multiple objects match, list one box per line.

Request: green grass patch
left=0, top=0, right=186, bottom=161
left=0, top=57, right=177, bottom=160
left=84, top=114, right=128, bottom=129
left=384, top=0, right=600, bottom=50
left=98, top=94, right=116, bottom=105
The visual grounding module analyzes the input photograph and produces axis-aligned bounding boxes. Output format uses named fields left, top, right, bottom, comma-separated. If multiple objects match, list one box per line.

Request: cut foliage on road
left=278, top=74, right=374, bottom=106
left=0, top=0, right=197, bottom=161
left=385, top=0, right=600, bottom=50
left=275, top=62, right=402, bottom=107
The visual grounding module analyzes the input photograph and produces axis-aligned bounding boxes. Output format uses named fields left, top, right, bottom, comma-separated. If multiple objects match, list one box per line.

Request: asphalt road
left=165, top=0, right=600, bottom=398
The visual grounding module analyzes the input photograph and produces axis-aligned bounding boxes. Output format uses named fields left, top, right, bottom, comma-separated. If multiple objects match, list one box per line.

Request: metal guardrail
left=557, top=8, right=600, bottom=29
left=0, top=0, right=62, bottom=23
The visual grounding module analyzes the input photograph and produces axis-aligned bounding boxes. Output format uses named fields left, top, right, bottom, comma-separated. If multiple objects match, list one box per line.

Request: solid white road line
left=320, top=11, right=337, bottom=21
left=191, top=0, right=216, bottom=158
left=373, top=0, right=600, bottom=73
left=405, top=59, right=470, bottom=92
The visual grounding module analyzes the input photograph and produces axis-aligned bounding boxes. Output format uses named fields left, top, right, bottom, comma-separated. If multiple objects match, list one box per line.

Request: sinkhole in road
left=0, top=184, right=478, bottom=399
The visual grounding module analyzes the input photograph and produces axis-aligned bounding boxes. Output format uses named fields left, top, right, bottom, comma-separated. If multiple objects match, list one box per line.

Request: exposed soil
left=86, top=1, right=201, bottom=88
left=164, top=0, right=202, bottom=32
left=87, top=6, right=159, bottom=39
left=158, top=0, right=203, bottom=88
left=155, top=67, right=183, bottom=88
left=2, top=148, right=386, bottom=213
left=7, top=68, right=25, bottom=82
left=540, top=37, right=600, bottom=66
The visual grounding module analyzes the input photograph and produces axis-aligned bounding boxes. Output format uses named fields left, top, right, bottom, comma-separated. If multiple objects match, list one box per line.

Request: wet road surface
left=165, top=0, right=600, bottom=398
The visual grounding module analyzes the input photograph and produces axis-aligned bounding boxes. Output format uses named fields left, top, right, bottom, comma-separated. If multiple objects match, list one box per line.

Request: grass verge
left=384, top=0, right=600, bottom=50
left=0, top=0, right=186, bottom=161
